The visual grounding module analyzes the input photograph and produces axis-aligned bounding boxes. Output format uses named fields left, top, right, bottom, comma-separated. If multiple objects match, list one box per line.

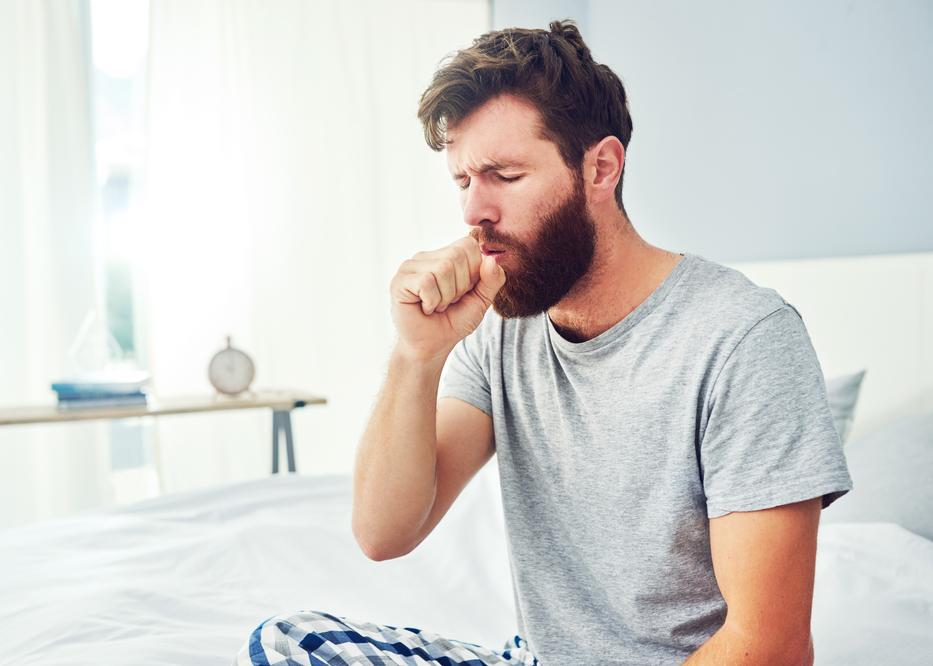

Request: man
left=239, top=21, right=851, bottom=665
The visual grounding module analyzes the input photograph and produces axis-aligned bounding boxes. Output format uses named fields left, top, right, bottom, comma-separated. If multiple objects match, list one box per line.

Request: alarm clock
left=208, top=336, right=256, bottom=396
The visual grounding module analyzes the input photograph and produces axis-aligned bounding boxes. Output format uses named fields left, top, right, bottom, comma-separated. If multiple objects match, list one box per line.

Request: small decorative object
left=51, top=309, right=149, bottom=410
left=208, top=336, right=256, bottom=396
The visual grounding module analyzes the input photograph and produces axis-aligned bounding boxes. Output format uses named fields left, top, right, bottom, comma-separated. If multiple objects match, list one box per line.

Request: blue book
left=55, top=389, right=148, bottom=401
left=56, top=394, right=149, bottom=411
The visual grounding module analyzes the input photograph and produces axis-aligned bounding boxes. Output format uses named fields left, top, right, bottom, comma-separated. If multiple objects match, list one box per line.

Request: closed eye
left=456, top=173, right=523, bottom=190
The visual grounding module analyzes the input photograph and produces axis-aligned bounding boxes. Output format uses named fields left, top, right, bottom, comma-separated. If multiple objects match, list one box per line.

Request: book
left=56, top=394, right=149, bottom=411
left=53, top=389, right=148, bottom=401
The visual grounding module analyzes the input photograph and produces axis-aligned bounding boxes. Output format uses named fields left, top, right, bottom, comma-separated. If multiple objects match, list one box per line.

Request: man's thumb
left=474, top=254, right=506, bottom=307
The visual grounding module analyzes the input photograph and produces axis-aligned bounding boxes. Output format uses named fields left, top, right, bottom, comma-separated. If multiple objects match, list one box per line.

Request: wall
left=493, top=0, right=933, bottom=262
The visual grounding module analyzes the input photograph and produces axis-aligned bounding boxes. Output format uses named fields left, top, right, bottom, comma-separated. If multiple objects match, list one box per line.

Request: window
left=90, top=0, right=149, bottom=358
left=90, top=0, right=158, bottom=501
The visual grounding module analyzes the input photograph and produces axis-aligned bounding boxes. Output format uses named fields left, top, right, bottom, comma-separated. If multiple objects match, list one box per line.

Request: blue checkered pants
left=236, top=609, right=539, bottom=665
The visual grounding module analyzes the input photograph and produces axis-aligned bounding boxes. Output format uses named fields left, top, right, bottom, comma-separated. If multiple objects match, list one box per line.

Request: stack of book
left=52, top=370, right=150, bottom=410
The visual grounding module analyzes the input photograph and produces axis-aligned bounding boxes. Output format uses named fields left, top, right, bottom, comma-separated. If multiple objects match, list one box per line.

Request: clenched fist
left=390, top=236, right=506, bottom=361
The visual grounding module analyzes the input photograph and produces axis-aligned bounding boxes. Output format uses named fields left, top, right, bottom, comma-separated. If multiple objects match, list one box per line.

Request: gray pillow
left=820, top=411, right=933, bottom=541
left=825, top=370, right=866, bottom=444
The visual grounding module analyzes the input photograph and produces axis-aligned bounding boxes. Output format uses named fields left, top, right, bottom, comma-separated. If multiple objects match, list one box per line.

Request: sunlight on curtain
left=143, top=1, right=489, bottom=491
left=0, top=0, right=111, bottom=527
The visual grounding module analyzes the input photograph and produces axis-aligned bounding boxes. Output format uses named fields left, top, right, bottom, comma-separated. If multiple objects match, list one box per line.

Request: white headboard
left=727, top=251, right=933, bottom=441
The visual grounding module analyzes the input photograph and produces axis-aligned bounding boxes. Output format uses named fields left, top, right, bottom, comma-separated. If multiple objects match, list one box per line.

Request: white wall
left=141, top=0, right=489, bottom=493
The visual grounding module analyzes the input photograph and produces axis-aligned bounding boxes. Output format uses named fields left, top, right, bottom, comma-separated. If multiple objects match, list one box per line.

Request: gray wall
left=492, top=0, right=933, bottom=262
left=492, top=0, right=588, bottom=35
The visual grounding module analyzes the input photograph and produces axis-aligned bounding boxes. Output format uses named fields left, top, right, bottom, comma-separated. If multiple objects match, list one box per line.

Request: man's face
left=446, top=94, right=596, bottom=318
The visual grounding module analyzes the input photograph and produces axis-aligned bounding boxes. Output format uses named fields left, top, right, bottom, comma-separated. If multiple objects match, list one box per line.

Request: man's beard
left=471, top=175, right=596, bottom=318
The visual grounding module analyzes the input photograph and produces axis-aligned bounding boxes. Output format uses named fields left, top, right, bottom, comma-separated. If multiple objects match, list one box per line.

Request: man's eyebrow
left=451, top=160, right=529, bottom=179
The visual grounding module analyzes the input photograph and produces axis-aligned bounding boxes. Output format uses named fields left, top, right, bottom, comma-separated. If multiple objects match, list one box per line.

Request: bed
left=3, top=252, right=932, bottom=665
left=1, top=453, right=932, bottom=665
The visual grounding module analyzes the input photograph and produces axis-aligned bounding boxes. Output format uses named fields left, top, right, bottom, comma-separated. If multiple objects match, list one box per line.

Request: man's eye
left=457, top=174, right=521, bottom=190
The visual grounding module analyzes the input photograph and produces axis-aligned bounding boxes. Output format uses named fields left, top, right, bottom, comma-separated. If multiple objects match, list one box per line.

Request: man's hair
left=417, top=20, right=634, bottom=213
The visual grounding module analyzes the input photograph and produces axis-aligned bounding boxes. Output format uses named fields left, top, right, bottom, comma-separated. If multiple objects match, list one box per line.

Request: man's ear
left=584, top=136, right=624, bottom=204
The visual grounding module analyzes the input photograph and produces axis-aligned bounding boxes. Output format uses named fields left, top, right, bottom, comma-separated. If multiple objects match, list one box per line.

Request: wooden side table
left=0, top=390, right=327, bottom=474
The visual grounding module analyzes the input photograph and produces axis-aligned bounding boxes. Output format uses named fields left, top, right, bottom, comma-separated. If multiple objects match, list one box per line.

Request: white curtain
left=143, top=1, right=489, bottom=491
left=0, top=0, right=113, bottom=527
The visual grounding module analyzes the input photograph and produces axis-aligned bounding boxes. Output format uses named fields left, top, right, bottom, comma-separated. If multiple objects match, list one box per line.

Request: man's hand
left=390, top=236, right=506, bottom=361
left=683, top=497, right=821, bottom=665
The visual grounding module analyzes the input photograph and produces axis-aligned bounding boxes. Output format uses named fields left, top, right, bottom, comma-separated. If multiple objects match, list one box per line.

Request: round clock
left=208, top=335, right=255, bottom=396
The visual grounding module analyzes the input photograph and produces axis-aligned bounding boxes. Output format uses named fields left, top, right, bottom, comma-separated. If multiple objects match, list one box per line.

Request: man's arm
left=352, top=237, right=504, bottom=561
left=683, top=497, right=821, bottom=666
left=351, top=347, right=444, bottom=561
left=352, top=354, right=494, bottom=561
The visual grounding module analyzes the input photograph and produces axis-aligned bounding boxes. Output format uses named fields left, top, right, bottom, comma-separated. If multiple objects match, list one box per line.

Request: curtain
left=0, top=0, right=112, bottom=528
left=143, top=1, right=489, bottom=491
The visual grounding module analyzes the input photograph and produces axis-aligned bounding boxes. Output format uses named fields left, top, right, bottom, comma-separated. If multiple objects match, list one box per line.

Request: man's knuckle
left=418, top=273, right=436, bottom=291
left=438, top=258, right=455, bottom=276
left=452, top=245, right=469, bottom=267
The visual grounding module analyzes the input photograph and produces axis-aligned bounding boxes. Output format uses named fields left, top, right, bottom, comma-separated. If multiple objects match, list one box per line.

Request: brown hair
left=418, top=20, right=634, bottom=213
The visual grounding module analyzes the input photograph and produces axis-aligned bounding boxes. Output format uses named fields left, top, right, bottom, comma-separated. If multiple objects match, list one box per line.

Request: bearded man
left=239, top=20, right=851, bottom=666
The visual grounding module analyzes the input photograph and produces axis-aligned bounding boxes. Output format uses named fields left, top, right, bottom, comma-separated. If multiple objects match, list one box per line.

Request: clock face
left=208, top=348, right=255, bottom=395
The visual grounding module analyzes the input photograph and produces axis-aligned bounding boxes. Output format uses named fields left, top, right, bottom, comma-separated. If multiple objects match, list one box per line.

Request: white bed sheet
left=811, top=521, right=933, bottom=664
left=0, top=470, right=514, bottom=666
left=1, top=469, right=931, bottom=665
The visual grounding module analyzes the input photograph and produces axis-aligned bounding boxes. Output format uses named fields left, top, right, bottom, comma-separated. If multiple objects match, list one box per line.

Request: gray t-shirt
left=438, top=252, right=852, bottom=665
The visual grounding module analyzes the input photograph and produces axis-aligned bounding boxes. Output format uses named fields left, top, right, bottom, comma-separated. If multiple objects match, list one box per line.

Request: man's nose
left=462, top=180, right=499, bottom=228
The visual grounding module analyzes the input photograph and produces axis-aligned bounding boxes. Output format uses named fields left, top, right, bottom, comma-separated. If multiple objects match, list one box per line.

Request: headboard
left=727, top=251, right=933, bottom=441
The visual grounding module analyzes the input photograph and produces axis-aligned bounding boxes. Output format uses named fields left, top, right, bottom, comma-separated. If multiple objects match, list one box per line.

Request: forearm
left=683, top=623, right=813, bottom=666
left=351, top=345, right=448, bottom=560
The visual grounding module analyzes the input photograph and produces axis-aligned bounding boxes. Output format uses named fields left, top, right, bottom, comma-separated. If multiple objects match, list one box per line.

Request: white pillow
left=820, top=411, right=933, bottom=541
left=825, top=369, right=866, bottom=444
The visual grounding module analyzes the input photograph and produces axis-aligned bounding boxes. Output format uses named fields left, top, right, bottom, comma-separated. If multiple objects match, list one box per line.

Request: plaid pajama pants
left=236, top=609, right=539, bottom=666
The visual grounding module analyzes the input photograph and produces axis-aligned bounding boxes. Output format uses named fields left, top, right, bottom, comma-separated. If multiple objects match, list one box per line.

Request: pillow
left=825, top=369, right=866, bottom=444
left=820, top=411, right=933, bottom=541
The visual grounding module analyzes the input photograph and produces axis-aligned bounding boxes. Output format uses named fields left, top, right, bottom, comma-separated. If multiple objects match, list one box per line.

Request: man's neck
left=547, top=213, right=682, bottom=343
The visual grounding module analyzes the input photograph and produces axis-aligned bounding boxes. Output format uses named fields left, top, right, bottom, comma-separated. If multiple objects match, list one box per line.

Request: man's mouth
left=480, top=243, right=507, bottom=256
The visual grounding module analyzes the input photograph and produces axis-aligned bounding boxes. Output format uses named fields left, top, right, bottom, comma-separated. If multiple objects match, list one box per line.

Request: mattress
left=1, top=467, right=931, bottom=665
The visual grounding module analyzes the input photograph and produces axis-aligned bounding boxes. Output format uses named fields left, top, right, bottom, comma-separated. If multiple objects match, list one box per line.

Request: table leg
left=272, top=411, right=281, bottom=474
left=282, top=410, right=296, bottom=473
left=271, top=409, right=297, bottom=474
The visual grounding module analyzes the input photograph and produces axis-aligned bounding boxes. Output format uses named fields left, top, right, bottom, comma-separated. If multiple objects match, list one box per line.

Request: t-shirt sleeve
left=437, top=316, right=493, bottom=418
left=700, top=304, right=853, bottom=519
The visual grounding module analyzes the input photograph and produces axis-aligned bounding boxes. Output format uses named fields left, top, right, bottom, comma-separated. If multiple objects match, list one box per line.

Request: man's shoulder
left=677, top=253, right=791, bottom=335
